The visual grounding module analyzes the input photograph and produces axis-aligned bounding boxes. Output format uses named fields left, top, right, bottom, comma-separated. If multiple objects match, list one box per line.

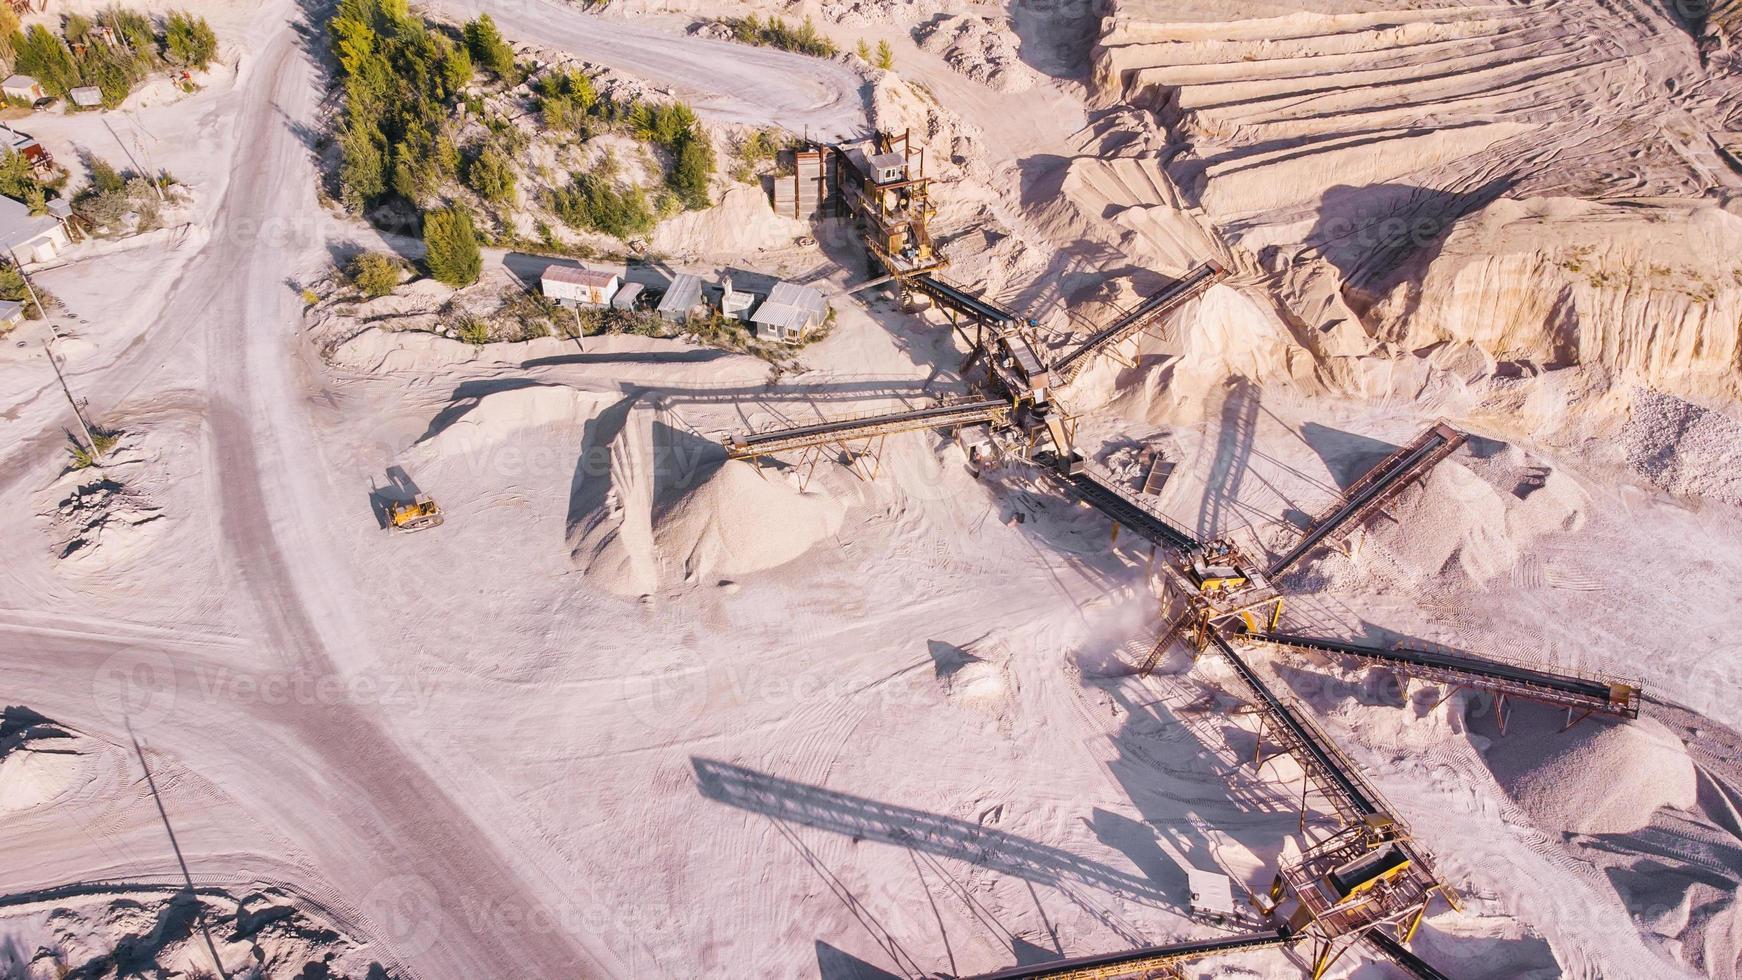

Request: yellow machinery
left=387, top=494, right=443, bottom=531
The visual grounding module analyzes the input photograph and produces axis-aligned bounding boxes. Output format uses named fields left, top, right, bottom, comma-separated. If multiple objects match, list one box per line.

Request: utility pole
left=7, top=244, right=58, bottom=339
left=45, top=341, right=100, bottom=463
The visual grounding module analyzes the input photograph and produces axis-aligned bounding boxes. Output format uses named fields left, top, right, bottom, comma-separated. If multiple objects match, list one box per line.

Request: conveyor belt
left=1210, top=634, right=1384, bottom=822
left=971, top=930, right=1293, bottom=980
left=726, top=398, right=1008, bottom=457
left=1365, top=932, right=1453, bottom=980
left=1039, top=455, right=1201, bottom=552
left=1252, top=631, right=1641, bottom=719
left=1051, top=261, right=1227, bottom=379
left=1266, top=424, right=1467, bottom=579
left=911, top=273, right=1019, bottom=325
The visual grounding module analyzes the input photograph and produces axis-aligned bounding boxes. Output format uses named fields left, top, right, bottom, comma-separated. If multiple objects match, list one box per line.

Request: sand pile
left=653, top=459, right=846, bottom=585
left=1483, top=714, right=1697, bottom=836
left=416, top=385, right=613, bottom=458
left=568, top=402, right=846, bottom=596
left=0, top=887, right=382, bottom=979
left=1622, top=387, right=1742, bottom=506
left=0, top=706, right=82, bottom=814
left=45, top=475, right=164, bottom=564
left=569, top=400, right=661, bottom=598
left=1319, top=447, right=1586, bottom=587
left=914, top=14, right=1039, bottom=93
left=650, top=184, right=810, bottom=258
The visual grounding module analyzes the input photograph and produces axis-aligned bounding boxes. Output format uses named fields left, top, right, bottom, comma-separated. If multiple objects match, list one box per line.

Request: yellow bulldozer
left=387, top=494, right=444, bottom=532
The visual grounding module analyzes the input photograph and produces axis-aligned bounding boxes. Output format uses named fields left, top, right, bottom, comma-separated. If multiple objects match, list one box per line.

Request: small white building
left=541, top=264, right=620, bottom=308
left=610, top=282, right=643, bottom=311
left=0, top=299, right=23, bottom=329
left=657, top=273, right=703, bottom=324
left=0, top=194, right=69, bottom=264
left=717, top=276, right=757, bottom=322
left=69, top=86, right=102, bottom=108
left=2, top=75, right=44, bottom=103
left=751, top=281, right=829, bottom=344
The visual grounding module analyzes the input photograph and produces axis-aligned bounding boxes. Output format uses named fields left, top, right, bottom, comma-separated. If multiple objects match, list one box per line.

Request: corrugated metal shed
left=542, top=265, right=617, bottom=288
left=657, top=273, right=703, bottom=322
left=611, top=282, right=642, bottom=310
left=0, top=195, right=58, bottom=250
left=69, top=86, right=102, bottom=108
left=751, top=281, right=829, bottom=340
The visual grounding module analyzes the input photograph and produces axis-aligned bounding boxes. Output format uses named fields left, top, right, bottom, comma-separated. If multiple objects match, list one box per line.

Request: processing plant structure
left=737, top=130, right=1645, bottom=980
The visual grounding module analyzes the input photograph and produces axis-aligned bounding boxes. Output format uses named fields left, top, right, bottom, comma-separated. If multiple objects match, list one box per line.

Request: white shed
left=69, top=86, right=102, bottom=108
left=541, top=264, right=620, bottom=307
left=751, top=281, right=829, bottom=344
left=2, top=76, right=43, bottom=103
left=0, top=194, right=69, bottom=264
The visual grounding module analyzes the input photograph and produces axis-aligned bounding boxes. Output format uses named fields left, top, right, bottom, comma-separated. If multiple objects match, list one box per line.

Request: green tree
left=87, top=156, right=126, bottom=194
left=465, top=143, right=514, bottom=204
left=462, top=15, right=514, bottom=80
left=12, top=25, right=78, bottom=97
left=164, top=11, right=219, bottom=70
left=874, top=40, right=894, bottom=70
left=422, top=206, right=480, bottom=286
left=338, top=116, right=388, bottom=207
left=348, top=250, right=402, bottom=297
left=670, top=134, right=713, bottom=210
left=855, top=39, right=869, bottom=61
left=435, top=37, right=471, bottom=95
left=0, top=149, right=43, bottom=199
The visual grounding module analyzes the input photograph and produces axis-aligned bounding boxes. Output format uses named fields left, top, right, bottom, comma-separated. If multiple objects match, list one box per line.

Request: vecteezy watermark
left=90, top=650, right=439, bottom=727
left=363, top=873, right=446, bottom=960
left=617, top=646, right=714, bottom=735
left=191, top=665, right=439, bottom=713
left=91, top=646, right=180, bottom=729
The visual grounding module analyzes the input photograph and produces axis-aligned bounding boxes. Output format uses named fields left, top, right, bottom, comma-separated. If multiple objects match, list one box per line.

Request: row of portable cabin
left=540, top=262, right=830, bottom=345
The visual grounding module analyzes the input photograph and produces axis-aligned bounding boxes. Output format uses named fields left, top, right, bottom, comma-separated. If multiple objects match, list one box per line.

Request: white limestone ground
left=1, top=0, right=1740, bottom=978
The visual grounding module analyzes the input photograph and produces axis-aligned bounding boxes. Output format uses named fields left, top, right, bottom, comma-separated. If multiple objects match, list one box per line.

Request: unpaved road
left=438, top=0, right=868, bottom=137
left=1, top=2, right=867, bottom=978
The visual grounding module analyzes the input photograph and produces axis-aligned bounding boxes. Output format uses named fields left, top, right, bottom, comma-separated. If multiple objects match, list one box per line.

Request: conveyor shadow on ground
left=690, top=757, right=1172, bottom=906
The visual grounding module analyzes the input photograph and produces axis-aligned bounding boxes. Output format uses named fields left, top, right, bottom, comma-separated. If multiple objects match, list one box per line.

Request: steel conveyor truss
left=1249, top=631, right=1643, bottom=726
left=1265, top=424, right=1467, bottom=579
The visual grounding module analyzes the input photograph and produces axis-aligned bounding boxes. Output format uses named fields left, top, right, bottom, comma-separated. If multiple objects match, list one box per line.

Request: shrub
left=549, top=173, right=653, bottom=239
left=422, top=206, right=481, bottom=286
left=453, top=313, right=490, bottom=345
left=329, top=0, right=467, bottom=209
left=164, top=11, right=218, bottom=70
left=348, top=251, right=401, bottom=297
left=68, top=430, right=121, bottom=469
left=86, top=156, right=126, bottom=195
left=722, top=15, right=836, bottom=57
left=463, top=14, right=515, bottom=80
left=875, top=39, right=894, bottom=70
left=536, top=68, right=597, bottom=134
left=465, top=142, right=514, bottom=204
left=0, top=262, right=48, bottom=317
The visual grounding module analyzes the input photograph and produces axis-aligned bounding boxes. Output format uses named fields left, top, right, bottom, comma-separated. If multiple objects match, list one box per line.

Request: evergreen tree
left=466, top=143, right=514, bottom=204
left=462, top=15, right=515, bottom=80
left=875, top=39, right=894, bottom=70
left=422, top=206, right=480, bottom=286
left=12, top=25, right=77, bottom=97
left=164, top=11, right=219, bottom=69
left=670, top=135, right=713, bottom=210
